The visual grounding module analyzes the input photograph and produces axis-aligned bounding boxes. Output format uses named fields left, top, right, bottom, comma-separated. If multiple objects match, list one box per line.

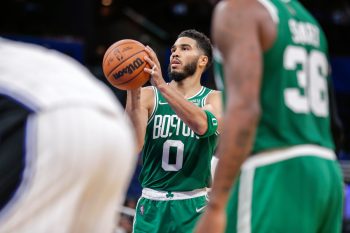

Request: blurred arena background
left=1, top=0, right=350, bottom=232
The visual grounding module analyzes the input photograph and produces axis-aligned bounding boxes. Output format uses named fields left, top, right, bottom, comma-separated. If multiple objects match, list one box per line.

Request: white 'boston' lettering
left=152, top=114, right=198, bottom=139
left=153, top=115, right=162, bottom=138
left=161, top=115, right=171, bottom=138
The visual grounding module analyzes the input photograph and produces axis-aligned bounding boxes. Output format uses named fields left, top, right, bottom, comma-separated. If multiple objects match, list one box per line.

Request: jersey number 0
left=162, top=140, right=184, bottom=171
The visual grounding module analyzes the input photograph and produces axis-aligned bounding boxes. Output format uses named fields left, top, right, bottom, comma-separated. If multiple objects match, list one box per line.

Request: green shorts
left=133, top=188, right=208, bottom=233
left=225, top=145, right=344, bottom=233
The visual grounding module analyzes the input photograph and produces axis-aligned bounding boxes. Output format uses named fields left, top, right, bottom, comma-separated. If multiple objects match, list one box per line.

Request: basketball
left=102, top=39, right=151, bottom=90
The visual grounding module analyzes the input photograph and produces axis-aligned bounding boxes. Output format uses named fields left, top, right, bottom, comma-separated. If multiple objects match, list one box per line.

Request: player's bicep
left=212, top=1, right=262, bottom=108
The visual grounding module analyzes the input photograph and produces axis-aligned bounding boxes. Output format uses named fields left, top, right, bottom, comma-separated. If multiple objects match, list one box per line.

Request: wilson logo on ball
left=113, top=57, right=145, bottom=80
left=114, top=49, right=123, bottom=61
left=103, top=39, right=151, bottom=90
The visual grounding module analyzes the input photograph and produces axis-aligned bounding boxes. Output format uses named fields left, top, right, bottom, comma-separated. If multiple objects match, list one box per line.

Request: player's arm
left=143, top=46, right=222, bottom=137
left=158, top=86, right=222, bottom=137
left=125, top=86, right=154, bottom=153
left=195, top=1, right=263, bottom=232
left=202, top=90, right=223, bottom=134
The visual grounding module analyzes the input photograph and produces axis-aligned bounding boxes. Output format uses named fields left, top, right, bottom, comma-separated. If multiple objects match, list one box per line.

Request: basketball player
left=0, top=38, right=137, bottom=233
left=195, top=0, right=344, bottom=232
left=126, top=29, right=222, bottom=232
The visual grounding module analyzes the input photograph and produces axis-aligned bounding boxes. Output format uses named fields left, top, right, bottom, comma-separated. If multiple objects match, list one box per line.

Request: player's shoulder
left=206, top=89, right=222, bottom=103
left=214, top=0, right=266, bottom=21
left=208, top=89, right=222, bottom=97
left=210, top=89, right=222, bottom=94
left=141, top=85, right=156, bottom=110
left=141, top=85, right=155, bottom=98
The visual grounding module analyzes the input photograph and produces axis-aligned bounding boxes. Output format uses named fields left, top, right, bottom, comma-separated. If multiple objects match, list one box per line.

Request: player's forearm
left=128, top=116, right=146, bottom=152
left=208, top=103, right=260, bottom=210
left=125, top=90, right=146, bottom=152
left=158, top=84, right=208, bottom=135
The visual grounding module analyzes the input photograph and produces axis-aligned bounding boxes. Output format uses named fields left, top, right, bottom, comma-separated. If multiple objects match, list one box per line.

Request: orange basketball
left=102, top=39, right=151, bottom=90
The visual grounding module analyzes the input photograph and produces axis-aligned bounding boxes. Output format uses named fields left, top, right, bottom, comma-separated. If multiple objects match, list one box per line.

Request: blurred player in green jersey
left=196, top=0, right=343, bottom=232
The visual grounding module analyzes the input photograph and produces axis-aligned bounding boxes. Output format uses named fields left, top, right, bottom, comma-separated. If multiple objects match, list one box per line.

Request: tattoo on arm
left=235, top=128, right=251, bottom=148
left=221, top=183, right=233, bottom=193
left=137, top=92, right=141, bottom=100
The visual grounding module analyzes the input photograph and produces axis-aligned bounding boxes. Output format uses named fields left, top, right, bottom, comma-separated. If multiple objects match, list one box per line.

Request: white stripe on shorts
left=237, top=144, right=336, bottom=233
left=142, top=188, right=208, bottom=201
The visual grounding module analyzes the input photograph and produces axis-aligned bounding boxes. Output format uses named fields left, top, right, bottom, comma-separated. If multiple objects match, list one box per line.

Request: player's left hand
left=194, top=206, right=226, bottom=233
left=143, top=46, right=166, bottom=88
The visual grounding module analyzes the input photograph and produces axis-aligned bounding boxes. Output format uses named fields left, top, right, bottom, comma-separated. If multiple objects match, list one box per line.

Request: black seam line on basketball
left=117, top=64, right=150, bottom=86
left=102, top=41, right=141, bottom=64
left=106, top=50, right=146, bottom=77
left=102, top=41, right=143, bottom=65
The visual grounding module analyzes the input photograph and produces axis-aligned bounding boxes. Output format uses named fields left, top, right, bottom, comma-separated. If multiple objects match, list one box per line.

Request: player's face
left=168, top=57, right=197, bottom=82
left=168, top=37, right=201, bottom=82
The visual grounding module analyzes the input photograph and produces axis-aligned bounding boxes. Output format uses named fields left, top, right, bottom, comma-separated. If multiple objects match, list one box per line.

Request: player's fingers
left=145, top=45, right=156, bottom=56
left=144, top=55, right=153, bottom=65
left=145, top=46, right=161, bottom=67
left=144, top=55, right=154, bottom=64
left=146, top=46, right=162, bottom=66
left=144, top=46, right=155, bottom=59
left=144, top=49, right=161, bottom=74
left=144, top=66, right=158, bottom=76
left=144, top=56, right=159, bottom=72
left=143, top=67, right=152, bottom=74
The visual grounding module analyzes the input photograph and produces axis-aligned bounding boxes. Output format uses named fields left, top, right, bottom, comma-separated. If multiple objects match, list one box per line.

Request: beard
left=168, top=59, right=197, bottom=82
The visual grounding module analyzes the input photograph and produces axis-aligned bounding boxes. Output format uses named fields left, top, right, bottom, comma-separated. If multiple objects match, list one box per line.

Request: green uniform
left=213, top=0, right=343, bottom=232
left=133, top=86, right=218, bottom=233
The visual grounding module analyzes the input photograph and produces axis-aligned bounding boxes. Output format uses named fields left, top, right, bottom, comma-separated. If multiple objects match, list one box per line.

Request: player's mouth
left=171, top=59, right=181, bottom=69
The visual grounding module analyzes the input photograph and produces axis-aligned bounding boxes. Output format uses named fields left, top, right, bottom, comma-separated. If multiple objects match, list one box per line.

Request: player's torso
left=140, top=86, right=218, bottom=191
left=213, top=0, right=334, bottom=154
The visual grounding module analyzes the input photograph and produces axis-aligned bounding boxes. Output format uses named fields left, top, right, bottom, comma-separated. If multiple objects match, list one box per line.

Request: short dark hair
left=177, top=29, right=213, bottom=70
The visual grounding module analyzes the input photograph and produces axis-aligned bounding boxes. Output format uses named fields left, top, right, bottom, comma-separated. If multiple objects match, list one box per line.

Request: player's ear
left=198, top=55, right=208, bottom=68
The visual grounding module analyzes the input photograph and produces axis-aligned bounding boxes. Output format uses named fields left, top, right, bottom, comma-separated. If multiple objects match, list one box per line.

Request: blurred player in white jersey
left=0, top=38, right=137, bottom=233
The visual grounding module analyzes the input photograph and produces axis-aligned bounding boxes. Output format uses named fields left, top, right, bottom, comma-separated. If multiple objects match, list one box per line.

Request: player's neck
left=170, top=75, right=202, bottom=98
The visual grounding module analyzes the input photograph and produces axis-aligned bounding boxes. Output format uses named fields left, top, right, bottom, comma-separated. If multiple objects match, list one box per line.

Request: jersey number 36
left=284, top=45, right=329, bottom=117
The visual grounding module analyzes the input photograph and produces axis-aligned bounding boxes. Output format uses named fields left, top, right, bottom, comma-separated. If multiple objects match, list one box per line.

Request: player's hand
left=143, top=46, right=166, bottom=88
left=194, top=206, right=226, bottom=233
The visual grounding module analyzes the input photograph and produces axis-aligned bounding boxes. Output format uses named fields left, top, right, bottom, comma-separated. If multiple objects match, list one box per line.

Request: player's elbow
left=195, top=122, right=208, bottom=136
left=187, top=119, right=205, bottom=135
left=185, top=114, right=208, bottom=136
left=227, top=100, right=261, bottom=126
left=194, top=110, right=219, bottom=136
left=241, top=102, right=261, bottom=125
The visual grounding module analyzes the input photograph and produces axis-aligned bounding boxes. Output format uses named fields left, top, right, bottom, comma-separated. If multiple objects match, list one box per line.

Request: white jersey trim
left=237, top=144, right=336, bottom=233
left=257, top=0, right=279, bottom=24
left=188, top=86, right=205, bottom=99
left=243, top=144, right=335, bottom=171
left=147, top=86, right=158, bottom=125
left=213, top=47, right=223, bottom=63
left=213, top=47, right=225, bottom=90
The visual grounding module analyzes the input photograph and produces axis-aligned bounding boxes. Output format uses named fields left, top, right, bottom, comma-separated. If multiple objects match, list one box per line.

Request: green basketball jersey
left=139, top=86, right=218, bottom=191
left=213, top=0, right=334, bottom=154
